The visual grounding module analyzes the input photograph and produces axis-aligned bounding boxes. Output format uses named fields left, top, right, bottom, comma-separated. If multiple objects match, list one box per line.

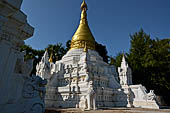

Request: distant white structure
left=0, top=0, right=47, bottom=113
left=118, top=55, right=133, bottom=85
left=118, top=55, right=159, bottom=109
left=36, top=0, right=160, bottom=110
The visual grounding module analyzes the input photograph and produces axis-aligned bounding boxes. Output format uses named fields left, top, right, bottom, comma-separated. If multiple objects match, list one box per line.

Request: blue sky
left=21, top=0, right=170, bottom=56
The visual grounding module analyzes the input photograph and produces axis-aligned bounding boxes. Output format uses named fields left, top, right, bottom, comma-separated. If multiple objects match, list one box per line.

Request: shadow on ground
left=45, top=107, right=170, bottom=113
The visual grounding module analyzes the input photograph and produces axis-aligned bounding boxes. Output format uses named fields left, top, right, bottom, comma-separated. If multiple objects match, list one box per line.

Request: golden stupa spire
left=49, top=53, right=53, bottom=63
left=70, top=0, right=95, bottom=50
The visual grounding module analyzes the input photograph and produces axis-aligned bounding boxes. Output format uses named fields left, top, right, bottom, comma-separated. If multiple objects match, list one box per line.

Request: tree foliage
left=111, top=29, right=170, bottom=105
left=65, top=40, right=71, bottom=51
left=95, top=42, right=109, bottom=63
left=127, top=29, right=170, bottom=105
left=45, top=43, right=67, bottom=62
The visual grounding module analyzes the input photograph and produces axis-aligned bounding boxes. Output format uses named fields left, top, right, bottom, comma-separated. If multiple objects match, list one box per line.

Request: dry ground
left=45, top=107, right=170, bottom=113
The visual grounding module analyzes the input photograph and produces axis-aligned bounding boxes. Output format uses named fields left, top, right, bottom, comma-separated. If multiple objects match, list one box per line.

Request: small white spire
left=41, top=50, right=49, bottom=63
left=121, top=54, right=128, bottom=68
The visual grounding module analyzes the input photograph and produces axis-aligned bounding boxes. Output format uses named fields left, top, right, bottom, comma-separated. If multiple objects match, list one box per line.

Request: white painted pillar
left=87, top=94, right=91, bottom=110
left=93, top=96, right=96, bottom=110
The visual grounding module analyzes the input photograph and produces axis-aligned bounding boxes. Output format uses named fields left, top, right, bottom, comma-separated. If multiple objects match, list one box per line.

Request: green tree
left=127, top=29, right=170, bottom=105
left=95, top=42, right=109, bottom=63
left=46, top=43, right=67, bottom=62
left=66, top=40, right=71, bottom=51
left=128, top=29, right=152, bottom=84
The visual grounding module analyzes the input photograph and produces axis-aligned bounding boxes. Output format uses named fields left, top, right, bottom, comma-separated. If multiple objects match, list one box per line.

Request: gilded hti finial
left=80, top=0, right=87, bottom=24
left=70, top=0, right=95, bottom=51
left=81, top=0, right=87, bottom=11
left=49, top=53, right=53, bottom=63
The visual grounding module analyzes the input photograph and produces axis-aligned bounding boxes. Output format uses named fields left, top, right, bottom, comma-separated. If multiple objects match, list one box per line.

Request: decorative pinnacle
left=80, top=0, right=88, bottom=24
left=81, top=0, right=87, bottom=11
left=49, top=53, right=53, bottom=63
left=83, top=42, right=88, bottom=52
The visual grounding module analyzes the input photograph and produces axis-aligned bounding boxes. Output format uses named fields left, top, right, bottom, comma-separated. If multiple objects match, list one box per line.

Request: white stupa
left=36, top=0, right=159, bottom=110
